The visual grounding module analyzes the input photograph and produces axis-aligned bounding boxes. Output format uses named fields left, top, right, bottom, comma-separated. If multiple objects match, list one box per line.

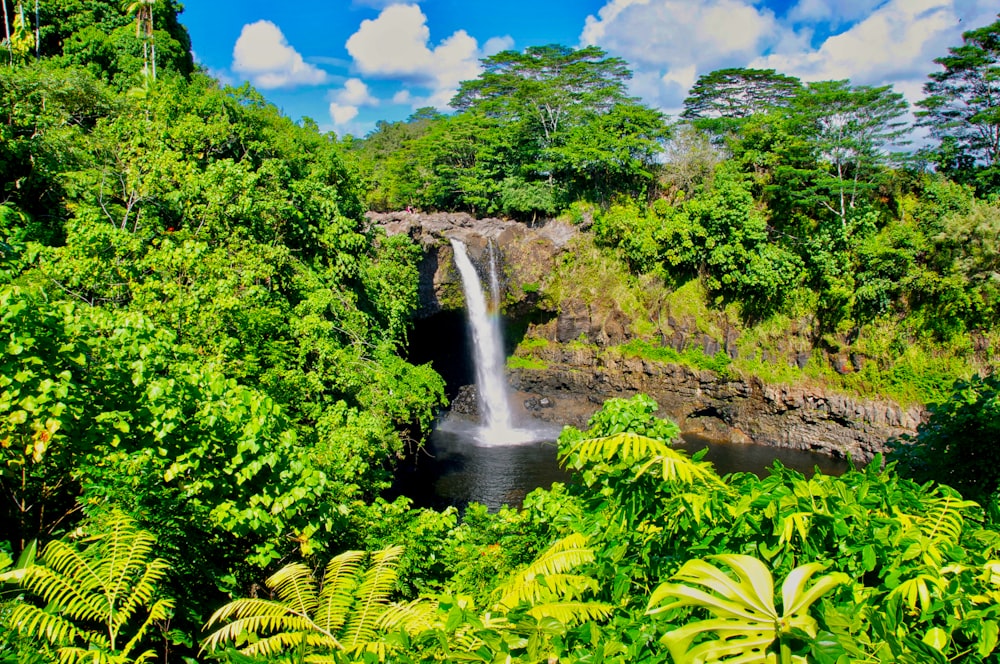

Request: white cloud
left=337, top=78, right=379, bottom=107
left=483, top=36, right=515, bottom=57
left=329, top=102, right=360, bottom=125
left=351, top=0, right=418, bottom=7
left=232, top=20, right=328, bottom=89
left=581, top=0, right=792, bottom=108
left=344, top=3, right=487, bottom=109
left=583, top=0, right=998, bottom=114
left=754, top=0, right=955, bottom=86
left=787, top=0, right=886, bottom=25
left=328, top=79, right=380, bottom=127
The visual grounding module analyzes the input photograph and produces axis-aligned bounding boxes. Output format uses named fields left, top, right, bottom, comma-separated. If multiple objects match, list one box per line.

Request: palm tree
left=123, top=0, right=156, bottom=81
left=202, top=545, right=405, bottom=663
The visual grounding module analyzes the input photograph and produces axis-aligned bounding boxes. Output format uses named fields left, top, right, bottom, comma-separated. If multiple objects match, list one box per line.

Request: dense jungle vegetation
left=2, top=1, right=1000, bottom=661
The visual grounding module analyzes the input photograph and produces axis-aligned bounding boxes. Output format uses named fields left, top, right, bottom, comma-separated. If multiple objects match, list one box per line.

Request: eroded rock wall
left=510, top=345, right=922, bottom=462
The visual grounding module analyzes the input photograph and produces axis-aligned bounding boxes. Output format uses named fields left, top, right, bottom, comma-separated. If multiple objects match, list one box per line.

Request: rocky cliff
left=510, top=345, right=921, bottom=463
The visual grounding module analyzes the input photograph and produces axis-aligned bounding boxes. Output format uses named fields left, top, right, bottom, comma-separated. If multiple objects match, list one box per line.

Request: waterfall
left=450, top=239, right=515, bottom=441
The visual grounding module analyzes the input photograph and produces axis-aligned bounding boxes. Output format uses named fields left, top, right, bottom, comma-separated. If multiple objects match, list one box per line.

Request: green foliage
left=682, top=67, right=803, bottom=137
left=507, top=354, right=548, bottom=370
left=890, top=374, right=1000, bottom=507
left=203, top=545, right=405, bottom=661
left=5, top=511, right=173, bottom=663
left=618, top=338, right=732, bottom=373
left=352, top=43, right=669, bottom=215
left=648, top=554, right=847, bottom=663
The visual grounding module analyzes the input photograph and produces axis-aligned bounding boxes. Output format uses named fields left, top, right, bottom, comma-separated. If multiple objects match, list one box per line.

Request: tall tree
left=791, top=80, right=909, bottom=226
left=917, top=14, right=1000, bottom=190
left=451, top=44, right=631, bottom=148
left=682, top=67, right=802, bottom=135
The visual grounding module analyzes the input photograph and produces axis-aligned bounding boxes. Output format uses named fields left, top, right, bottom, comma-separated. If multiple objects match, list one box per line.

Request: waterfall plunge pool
left=394, top=423, right=851, bottom=512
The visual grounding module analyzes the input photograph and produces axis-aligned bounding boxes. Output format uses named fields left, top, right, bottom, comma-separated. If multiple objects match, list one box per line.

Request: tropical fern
left=6, top=511, right=174, bottom=664
left=494, top=534, right=613, bottom=626
left=203, top=545, right=404, bottom=662
left=647, top=554, right=848, bottom=664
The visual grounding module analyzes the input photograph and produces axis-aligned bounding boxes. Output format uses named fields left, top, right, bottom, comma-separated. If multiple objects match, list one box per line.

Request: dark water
left=395, top=423, right=851, bottom=512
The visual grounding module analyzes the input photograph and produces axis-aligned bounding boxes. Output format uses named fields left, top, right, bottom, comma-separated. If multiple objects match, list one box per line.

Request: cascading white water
left=450, top=239, right=515, bottom=441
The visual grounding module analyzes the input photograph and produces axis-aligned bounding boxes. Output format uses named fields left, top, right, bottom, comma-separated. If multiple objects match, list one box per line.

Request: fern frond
left=8, top=602, right=84, bottom=649
left=20, top=565, right=108, bottom=623
left=920, top=494, right=975, bottom=545
left=102, top=519, right=158, bottom=611
left=342, top=545, right=403, bottom=650
left=314, top=549, right=365, bottom=633
left=377, top=598, right=439, bottom=634
left=203, top=611, right=319, bottom=654
left=526, top=601, right=614, bottom=625
left=109, top=558, right=171, bottom=633
left=240, top=630, right=337, bottom=659
left=498, top=573, right=599, bottom=608
left=520, top=534, right=594, bottom=578
left=495, top=535, right=598, bottom=610
left=267, top=562, right=320, bottom=615
left=637, top=447, right=726, bottom=488
left=120, top=597, right=175, bottom=658
left=38, top=540, right=105, bottom=594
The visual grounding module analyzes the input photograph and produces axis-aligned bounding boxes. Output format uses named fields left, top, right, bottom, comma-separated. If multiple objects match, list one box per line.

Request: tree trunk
left=3, top=0, right=12, bottom=61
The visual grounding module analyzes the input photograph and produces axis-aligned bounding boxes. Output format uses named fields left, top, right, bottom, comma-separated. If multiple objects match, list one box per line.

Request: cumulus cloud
left=756, top=0, right=954, bottom=86
left=483, top=35, right=516, bottom=57
left=345, top=3, right=486, bottom=109
left=583, top=0, right=998, bottom=113
left=337, top=78, right=379, bottom=107
left=329, top=103, right=360, bottom=125
left=787, top=0, right=886, bottom=26
left=232, top=20, right=328, bottom=89
left=351, top=0, right=418, bottom=7
left=581, top=0, right=795, bottom=108
left=328, top=78, right=380, bottom=127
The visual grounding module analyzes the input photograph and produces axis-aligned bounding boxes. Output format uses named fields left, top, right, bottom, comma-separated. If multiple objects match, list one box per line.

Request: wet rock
left=451, top=385, right=480, bottom=417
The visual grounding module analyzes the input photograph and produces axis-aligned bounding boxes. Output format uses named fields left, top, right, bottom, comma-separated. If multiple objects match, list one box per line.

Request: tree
left=890, top=374, right=1000, bottom=507
left=785, top=80, right=909, bottom=227
left=450, top=44, right=667, bottom=211
left=917, top=14, right=1000, bottom=189
left=553, top=101, right=669, bottom=203
left=452, top=44, right=631, bottom=149
left=682, top=67, right=802, bottom=136
left=124, top=0, right=157, bottom=81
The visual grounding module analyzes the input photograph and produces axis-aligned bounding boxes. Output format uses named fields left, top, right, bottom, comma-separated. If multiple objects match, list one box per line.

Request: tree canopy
left=917, top=14, right=1000, bottom=191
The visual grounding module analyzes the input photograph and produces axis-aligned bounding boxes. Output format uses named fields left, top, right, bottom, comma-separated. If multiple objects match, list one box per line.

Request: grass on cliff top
left=547, top=238, right=651, bottom=332
left=617, top=339, right=733, bottom=374
left=507, top=355, right=548, bottom=370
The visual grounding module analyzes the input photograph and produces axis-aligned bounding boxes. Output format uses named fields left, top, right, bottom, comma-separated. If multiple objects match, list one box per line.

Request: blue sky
left=180, top=0, right=998, bottom=137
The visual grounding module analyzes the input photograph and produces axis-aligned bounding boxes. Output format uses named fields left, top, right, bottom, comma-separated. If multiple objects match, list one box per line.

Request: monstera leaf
left=647, top=554, right=848, bottom=664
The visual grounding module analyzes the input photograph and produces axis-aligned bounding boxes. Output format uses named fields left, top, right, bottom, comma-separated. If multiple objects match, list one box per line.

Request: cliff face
left=510, top=346, right=921, bottom=463
left=374, top=212, right=923, bottom=460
